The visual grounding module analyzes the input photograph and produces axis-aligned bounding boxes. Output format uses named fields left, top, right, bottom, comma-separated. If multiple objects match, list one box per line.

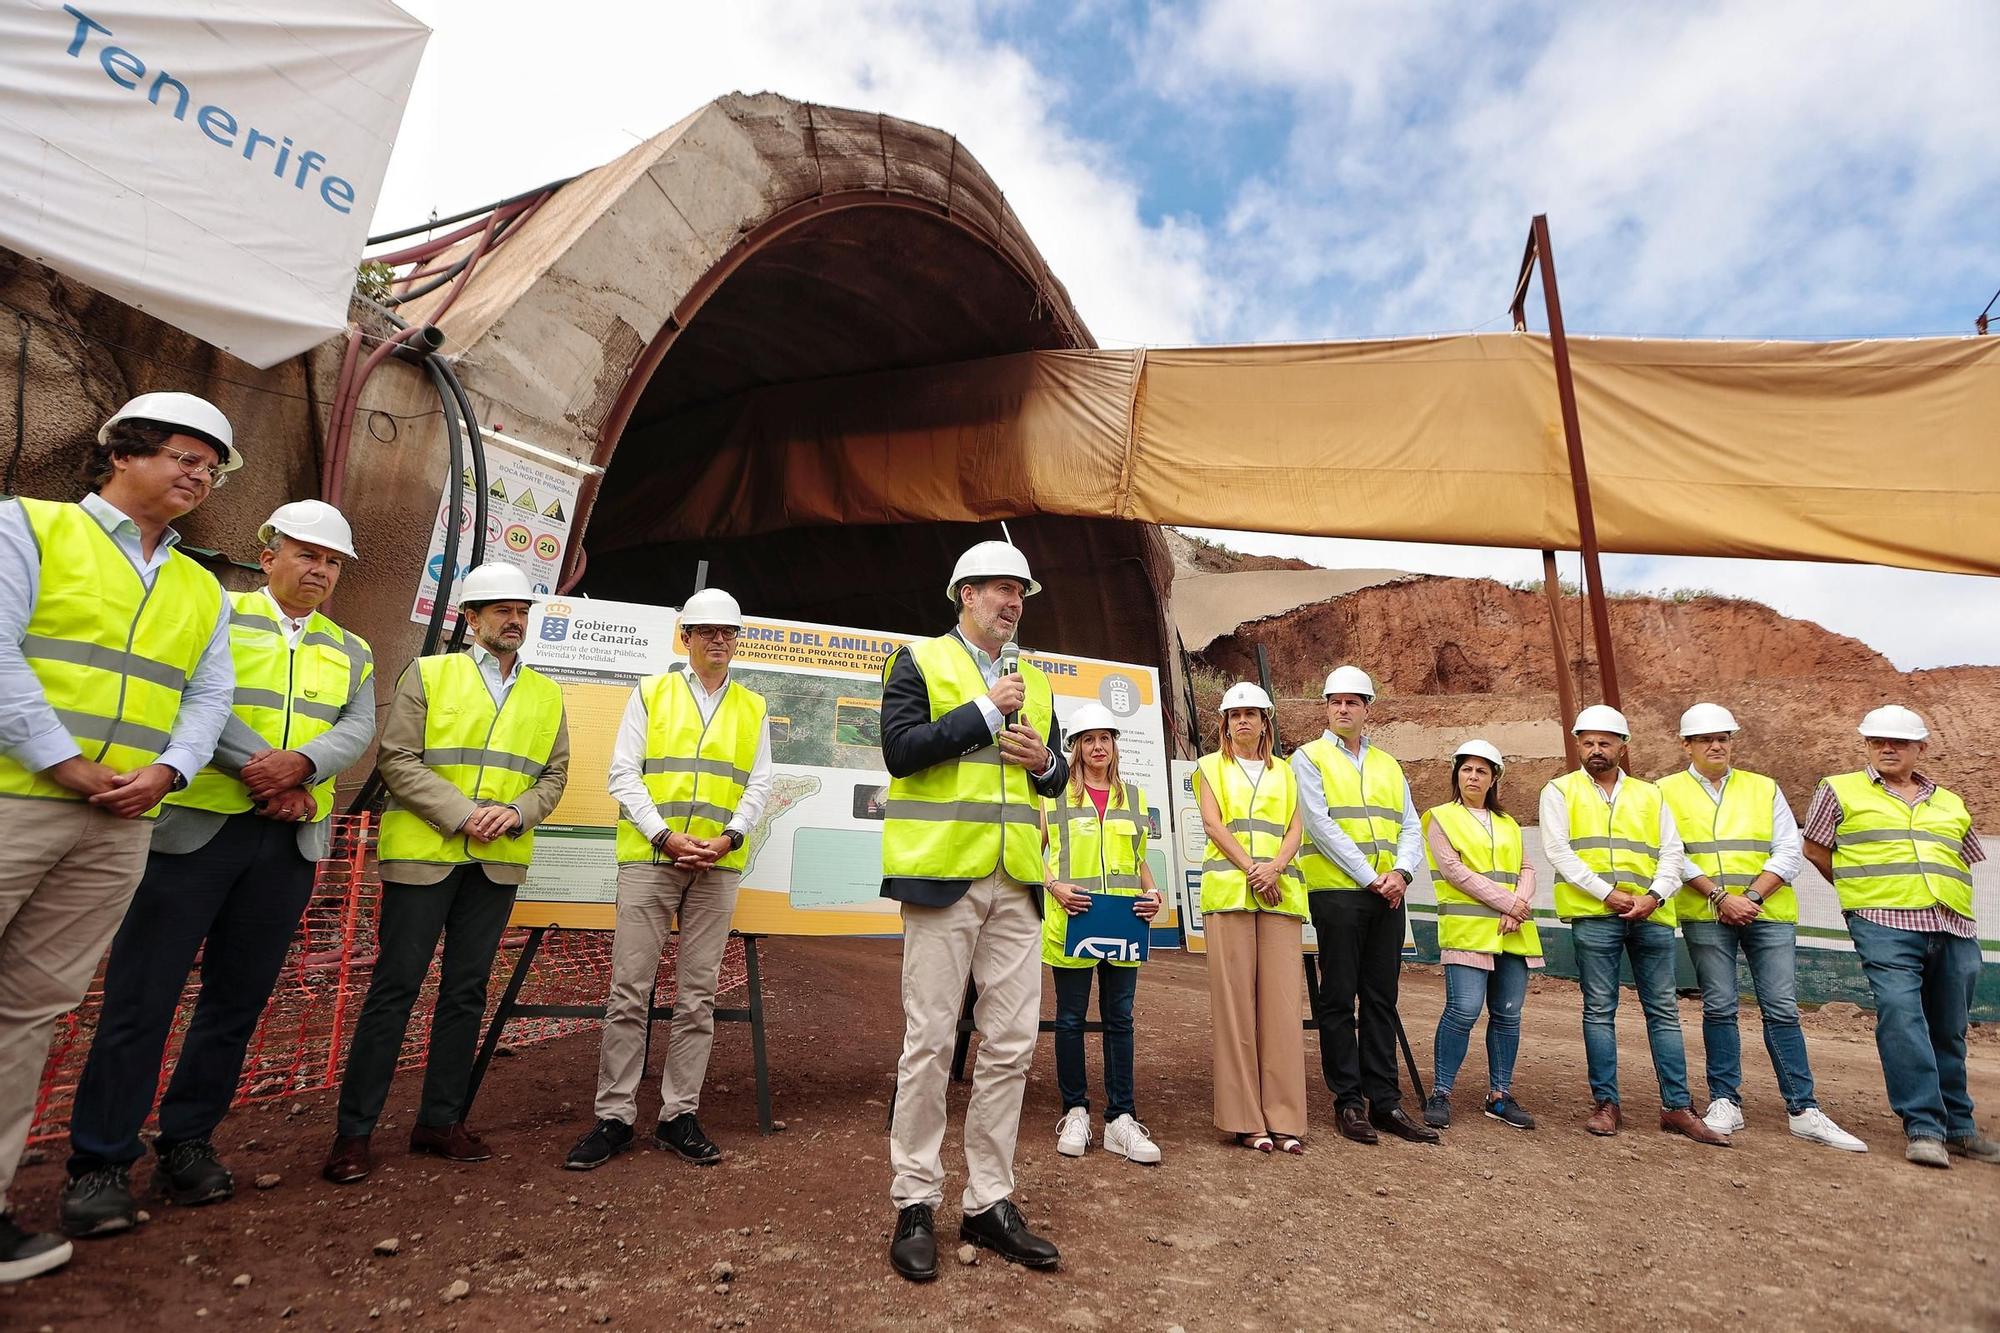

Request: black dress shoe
left=59, top=1165, right=138, bottom=1238
left=655, top=1112, right=722, bottom=1165
left=890, top=1203, right=937, bottom=1282
left=151, top=1139, right=233, bottom=1206
left=959, top=1199, right=1059, bottom=1270
left=565, top=1119, right=634, bottom=1170
left=1371, top=1104, right=1442, bottom=1144
left=1336, top=1103, right=1379, bottom=1144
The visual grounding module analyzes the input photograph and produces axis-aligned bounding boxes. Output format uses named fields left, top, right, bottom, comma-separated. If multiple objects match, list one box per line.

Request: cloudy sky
left=375, top=1, right=1998, bottom=670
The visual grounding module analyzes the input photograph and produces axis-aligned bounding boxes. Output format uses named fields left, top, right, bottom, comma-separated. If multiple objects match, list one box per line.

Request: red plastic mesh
left=31, top=814, right=747, bottom=1145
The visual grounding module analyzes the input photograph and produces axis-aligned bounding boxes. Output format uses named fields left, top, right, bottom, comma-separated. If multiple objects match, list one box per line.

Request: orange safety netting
left=30, top=814, right=745, bottom=1145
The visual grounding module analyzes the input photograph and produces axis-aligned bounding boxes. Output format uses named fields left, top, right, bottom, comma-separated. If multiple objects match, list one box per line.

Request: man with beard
left=322, top=563, right=569, bottom=1184
left=1540, top=706, right=1727, bottom=1146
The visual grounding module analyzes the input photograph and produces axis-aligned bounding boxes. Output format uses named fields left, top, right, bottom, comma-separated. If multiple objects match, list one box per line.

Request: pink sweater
left=1426, top=813, right=1542, bottom=971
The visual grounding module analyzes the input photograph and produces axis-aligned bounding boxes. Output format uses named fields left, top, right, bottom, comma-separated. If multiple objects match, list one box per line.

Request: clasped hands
left=651, top=827, right=732, bottom=868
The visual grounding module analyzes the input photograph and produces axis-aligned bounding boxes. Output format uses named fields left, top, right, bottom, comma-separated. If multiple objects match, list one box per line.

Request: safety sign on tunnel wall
left=409, top=431, right=583, bottom=626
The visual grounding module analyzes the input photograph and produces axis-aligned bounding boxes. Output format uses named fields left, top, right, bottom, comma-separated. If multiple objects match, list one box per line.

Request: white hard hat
left=946, top=540, right=1040, bottom=603
left=1453, top=739, right=1505, bottom=773
left=1572, top=704, right=1631, bottom=738
left=1220, top=682, right=1275, bottom=713
left=1678, top=702, right=1739, bottom=737
left=99, top=392, right=241, bottom=471
left=1323, top=665, right=1376, bottom=700
left=458, top=562, right=540, bottom=607
left=259, top=499, right=356, bottom=559
left=679, top=587, right=745, bottom=629
left=1857, top=704, right=1928, bottom=741
left=1064, top=701, right=1122, bottom=744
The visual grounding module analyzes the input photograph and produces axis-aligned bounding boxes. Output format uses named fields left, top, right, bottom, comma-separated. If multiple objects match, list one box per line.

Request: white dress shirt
left=607, top=668, right=774, bottom=844
left=469, top=642, right=522, bottom=706
left=0, top=491, right=233, bottom=781
left=1674, top=766, right=1805, bottom=885
left=1539, top=771, right=1684, bottom=901
left=1290, top=732, right=1424, bottom=882
left=259, top=587, right=310, bottom=648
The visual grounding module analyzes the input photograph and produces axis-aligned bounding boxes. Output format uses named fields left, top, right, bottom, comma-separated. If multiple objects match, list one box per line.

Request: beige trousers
left=889, top=870, right=1043, bottom=1214
left=593, top=861, right=742, bottom=1125
left=0, top=799, right=153, bottom=1202
left=1206, top=909, right=1308, bottom=1138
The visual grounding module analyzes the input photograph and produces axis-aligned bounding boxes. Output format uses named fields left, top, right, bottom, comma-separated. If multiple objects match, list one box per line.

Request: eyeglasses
left=686, top=626, right=739, bottom=641
left=161, top=447, right=228, bottom=488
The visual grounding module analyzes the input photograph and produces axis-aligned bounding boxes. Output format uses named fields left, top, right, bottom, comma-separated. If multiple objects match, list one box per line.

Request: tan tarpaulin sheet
left=608, top=333, right=2000, bottom=576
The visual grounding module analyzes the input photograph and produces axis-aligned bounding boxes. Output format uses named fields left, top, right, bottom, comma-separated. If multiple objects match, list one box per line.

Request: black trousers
left=67, top=814, right=316, bottom=1175
left=335, top=867, right=516, bottom=1137
left=1308, top=889, right=1407, bottom=1110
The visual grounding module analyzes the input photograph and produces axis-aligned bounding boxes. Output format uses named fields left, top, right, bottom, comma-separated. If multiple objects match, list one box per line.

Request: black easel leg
left=464, top=925, right=546, bottom=1113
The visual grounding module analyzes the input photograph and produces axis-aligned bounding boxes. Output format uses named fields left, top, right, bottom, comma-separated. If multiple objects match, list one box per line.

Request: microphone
left=997, top=641, right=1021, bottom=728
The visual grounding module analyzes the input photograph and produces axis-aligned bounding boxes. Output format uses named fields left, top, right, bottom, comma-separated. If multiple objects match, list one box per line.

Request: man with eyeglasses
left=0, top=392, right=239, bottom=1282
left=566, top=587, right=771, bottom=1171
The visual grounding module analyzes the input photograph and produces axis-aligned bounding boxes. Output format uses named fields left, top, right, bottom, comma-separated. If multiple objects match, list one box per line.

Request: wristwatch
left=1644, top=889, right=1665, bottom=905
left=1392, top=868, right=1413, bottom=887
left=724, top=828, right=745, bottom=851
left=1745, top=888, right=1766, bottom=906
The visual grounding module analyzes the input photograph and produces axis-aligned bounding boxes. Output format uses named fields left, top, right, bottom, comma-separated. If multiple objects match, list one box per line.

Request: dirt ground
left=6, top=939, right=1997, bottom=1333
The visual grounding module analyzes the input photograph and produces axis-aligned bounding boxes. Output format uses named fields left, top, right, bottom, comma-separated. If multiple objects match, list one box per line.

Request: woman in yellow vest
left=1419, top=740, right=1540, bottom=1132
left=1044, top=702, right=1162, bottom=1165
left=1195, top=682, right=1307, bottom=1153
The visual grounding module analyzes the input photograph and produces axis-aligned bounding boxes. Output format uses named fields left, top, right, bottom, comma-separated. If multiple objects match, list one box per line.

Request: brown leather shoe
left=321, top=1134, right=372, bottom=1184
left=1585, top=1100, right=1622, bottom=1136
left=1336, top=1103, right=1379, bottom=1144
left=1369, top=1105, right=1441, bottom=1145
left=409, top=1122, right=493, bottom=1162
left=1661, top=1107, right=1732, bottom=1147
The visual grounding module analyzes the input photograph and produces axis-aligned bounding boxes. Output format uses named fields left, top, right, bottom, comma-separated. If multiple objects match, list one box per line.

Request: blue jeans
left=1682, top=919, right=1817, bottom=1114
left=1431, top=957, right=1529, bottom=1098
left=1570, top=916, right=1690, bottom=1109
left=1846, top=914, right=1981, bottom=1142
left=1051, top=962, right=1138, bottom=1120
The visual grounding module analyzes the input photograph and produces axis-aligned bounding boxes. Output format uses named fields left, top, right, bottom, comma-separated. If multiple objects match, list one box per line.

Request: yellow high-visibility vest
left=880, top=635, right=1053, bottom=883
left=614, top=671, right=766, bottom=869
left=1295, top=737, right=1407, bottom=891
left=1041, top=781, right=1149, bottom=968
left=377, top=653, right=563, bottom=869
left=1823, top=771, right=1974, bottom=918
left=0, top=497, right=222, bottom=810
left=168, top=591, right=373, bottom=822
left=1195, top=751, right=1306, bottom=919
left=1551, top=768, right=1675, bottom=928
left=1423, top=801, right=1541, bottom=956
left=1658, top=768, right=1797, bottom=924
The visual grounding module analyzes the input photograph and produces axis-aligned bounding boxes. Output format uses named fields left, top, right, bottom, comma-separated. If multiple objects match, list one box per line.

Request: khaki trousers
left=0, top=800, right=153, bottom=1203
left=889, top=870, right=1042, bottom=1214
left=594, top=861, right=742, bottom=1125
left=1206, top=909, right=1308, bottom=1138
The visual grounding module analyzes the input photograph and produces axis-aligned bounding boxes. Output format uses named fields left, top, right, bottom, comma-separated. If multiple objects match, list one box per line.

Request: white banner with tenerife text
left=0, top=0, right=428, bottom=366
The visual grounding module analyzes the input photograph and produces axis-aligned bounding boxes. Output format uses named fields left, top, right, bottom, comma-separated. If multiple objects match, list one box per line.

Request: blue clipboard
left=1062, top=892, right=1150, bottom=963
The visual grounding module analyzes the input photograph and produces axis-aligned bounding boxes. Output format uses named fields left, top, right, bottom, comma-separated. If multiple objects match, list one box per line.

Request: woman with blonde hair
left=1043, top=702, right=1163, bottom=1164
left=1195, top=683, right=1308, bottom=1153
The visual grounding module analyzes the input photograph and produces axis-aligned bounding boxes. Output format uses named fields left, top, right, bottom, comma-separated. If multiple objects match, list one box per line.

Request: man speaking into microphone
left=879, top=540, right=1068, bottom=1282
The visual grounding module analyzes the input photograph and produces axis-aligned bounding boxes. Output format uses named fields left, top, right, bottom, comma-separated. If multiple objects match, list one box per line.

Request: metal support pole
left=742, top=935, right=775, bottom=1134
left=465, top=925, right=547, bottom=1109
left=1528, top=214, right=1621, bottom=707
left=1254, top=641, right=1282, bottom=756
left=1541, top=549, right=1582, bottom=769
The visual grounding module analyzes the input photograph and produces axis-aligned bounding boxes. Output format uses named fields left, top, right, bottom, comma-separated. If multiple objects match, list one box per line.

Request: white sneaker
left=1790, top=1107, right=1868, bottom=1153
left=1703, top=1099, right=1745, bottom=1135
left=1056, top=1107, right=1091, bottom=1157
left=1103, top=1114, right=1162, bottom=1165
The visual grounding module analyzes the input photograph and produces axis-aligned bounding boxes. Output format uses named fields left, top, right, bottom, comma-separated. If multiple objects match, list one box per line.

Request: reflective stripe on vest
left=1195, top=752, right=1306, bottom=919
left=1658, top=768, right=1796, bottom=924
left=880, top=635, right=1054, bottom=883
left=377, top=653, right=563, bottom=868
left=1822, top=771, right=1974, bottom=917
left=168, top=591, right=373, bottom=822
left=1042, top=781, right=1150, bottom=968
left=1296, top=737, right=1407, bottom=891
left=0, top=497, right=223, bottom=809
left=614, top=671, right=766, bottom=868
left=1551, top=768, right=1674, bottom=928
left=1422, top=801, right=1541, bottom=957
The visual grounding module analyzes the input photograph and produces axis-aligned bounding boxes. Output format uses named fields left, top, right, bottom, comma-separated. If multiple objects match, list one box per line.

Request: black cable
left=365, top=176, right=573, bottom=247
left=438, top=359, right=489, bottom=653
left=5, top=313, right=26, bottom=495
left=385, top=206, right=527, bottom=308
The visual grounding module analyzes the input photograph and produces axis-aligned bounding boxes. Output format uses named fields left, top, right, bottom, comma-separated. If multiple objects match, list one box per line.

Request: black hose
left=438, top=360, right=488, bottom=653
left=365, top=176, right=573, bottom=247
left=384, top=206, right=529, bottom=308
